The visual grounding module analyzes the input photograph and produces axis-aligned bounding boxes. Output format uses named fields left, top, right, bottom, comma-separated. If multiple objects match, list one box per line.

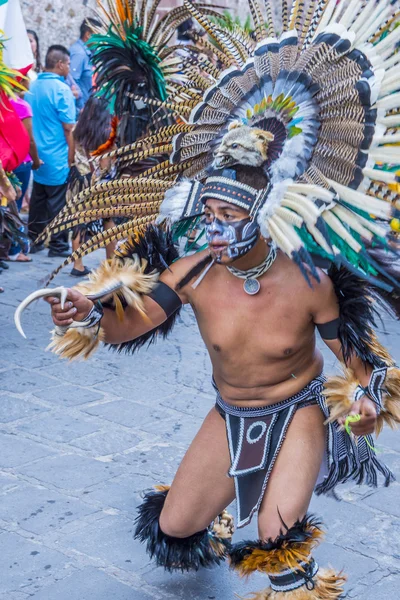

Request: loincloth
left=215, top=375, right=394, bottom=528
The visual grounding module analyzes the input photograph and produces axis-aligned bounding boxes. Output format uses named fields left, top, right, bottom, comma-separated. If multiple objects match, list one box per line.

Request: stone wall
left=21, top=0, right=242, bottom=54
left=21, top=0, right=97, bottom=51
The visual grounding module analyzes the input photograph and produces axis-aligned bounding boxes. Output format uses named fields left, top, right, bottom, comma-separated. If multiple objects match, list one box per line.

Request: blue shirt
left=69, top=39, right=93, bottom=106
left=26, top=72, right=76, bottom=186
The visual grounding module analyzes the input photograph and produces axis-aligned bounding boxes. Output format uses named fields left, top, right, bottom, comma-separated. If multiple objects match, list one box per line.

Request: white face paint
left=204, top=216, right=260, bottom=261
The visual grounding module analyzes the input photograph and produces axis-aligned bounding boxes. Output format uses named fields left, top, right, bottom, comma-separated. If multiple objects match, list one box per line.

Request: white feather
left=332, top=205, right=373, bottom=241
left=339, top=0, right=363, bottom=29
left=383, top=51, right=400, bottom=71
left=369, top=147, right=400, bottom=164
left=377, top=91, right=400, bottom=111
left=316, top=0, right=340, bottom=34
left=351, top=0, right=377, bottom=39
left=327, top=178, right=391, bottom=219
left=286, top=184, right=335, bottom=203
left=356, top=2, right=391, bottom=45
left=156, top=179, right=194, bottom=224
left=269, top=136, right=307, bottom=183
left=363, top=167, right=398, bottom=185
left=257, top=179, right=292, bottom=238
left=377, top=114, right=400, bottom=127
left=375, top=21, right=400, bottom=53
left=373, top=133, right=400, bottom=145
left=322, top=211, right=362, bottom=253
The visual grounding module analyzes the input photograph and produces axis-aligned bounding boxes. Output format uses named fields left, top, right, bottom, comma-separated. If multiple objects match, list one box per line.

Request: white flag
left=0, top=0, right=33, bottom=70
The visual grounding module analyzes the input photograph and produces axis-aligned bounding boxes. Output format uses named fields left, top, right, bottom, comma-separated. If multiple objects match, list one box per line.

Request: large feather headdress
left=46, top=0, right=400, bottom=284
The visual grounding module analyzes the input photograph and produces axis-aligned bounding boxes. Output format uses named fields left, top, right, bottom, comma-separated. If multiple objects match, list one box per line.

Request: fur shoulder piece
left=108, top=224, right=182, bottom=354
left=328, top=264, right=396, bottom=367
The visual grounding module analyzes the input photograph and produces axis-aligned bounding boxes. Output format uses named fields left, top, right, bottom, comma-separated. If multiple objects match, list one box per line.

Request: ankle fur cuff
left=230, top=514, right=323, bottom=577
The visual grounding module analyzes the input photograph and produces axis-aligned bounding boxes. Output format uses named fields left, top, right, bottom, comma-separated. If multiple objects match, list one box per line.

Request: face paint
left=204, top=216, right=259, bottom=261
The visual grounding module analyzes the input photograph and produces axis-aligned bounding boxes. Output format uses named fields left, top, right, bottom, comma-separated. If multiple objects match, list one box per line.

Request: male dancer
left=16, top=0, right=400, bottom=597
left=46, top=166, right=386, bottom=598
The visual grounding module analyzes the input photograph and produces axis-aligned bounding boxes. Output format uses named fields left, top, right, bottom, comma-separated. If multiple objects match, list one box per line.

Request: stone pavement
left=0, top=250, right=399, bottom=600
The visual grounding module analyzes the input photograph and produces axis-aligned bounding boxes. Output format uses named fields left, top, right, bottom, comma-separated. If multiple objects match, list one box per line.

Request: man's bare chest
left=190, top=276, right=314, bottom=360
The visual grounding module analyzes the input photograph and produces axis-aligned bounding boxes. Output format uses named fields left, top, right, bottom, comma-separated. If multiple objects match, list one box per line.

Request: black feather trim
left=134, top=487, right=230, bottom=572
left=328, top=264, right=394, bottom=366
left=365, top=246, right=400, bottom=317
left=106, top=225, right=181, bottom=354
left=229, top=513, right=322, bottom=568
left=176, top=254, right=213, bottom=290
left=114, top=224, right=179, bottom=272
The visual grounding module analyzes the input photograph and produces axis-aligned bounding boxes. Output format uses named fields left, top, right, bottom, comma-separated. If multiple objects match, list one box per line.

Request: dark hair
left=73, top=96, right=112, bottom=153
left=80, top=17, right=101, bottom=39
left=27, top=29, right=42, bottom=72
left=45, top=45, right=70, bottom=69
left=177, top=18, right=193, bottom=42
left=233, top=165, right=270, bottom=190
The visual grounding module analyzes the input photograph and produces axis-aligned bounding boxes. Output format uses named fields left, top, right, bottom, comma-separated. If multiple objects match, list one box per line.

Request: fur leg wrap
left=324, top=366, right=400, bottom=435
left=229, top=514, right=346, bottom=598
left=134, top=485, right=233, bottom=571
left=47, top=325, right=105, bottom=361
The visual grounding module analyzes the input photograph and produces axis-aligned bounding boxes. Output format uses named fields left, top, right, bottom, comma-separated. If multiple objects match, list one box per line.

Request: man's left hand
left=339, top=396, right=377, bottom=436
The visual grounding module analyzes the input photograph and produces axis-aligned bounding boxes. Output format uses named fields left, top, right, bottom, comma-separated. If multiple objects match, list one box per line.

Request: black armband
left=148, top=282, right=182, bottom=317
left=316, top=318, right=340, bottom=340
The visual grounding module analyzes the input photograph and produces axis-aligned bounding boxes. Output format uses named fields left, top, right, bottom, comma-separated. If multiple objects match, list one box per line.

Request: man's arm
left=311, top=271, right=377, bottom=436
left=21, top=117, right=42, bottom=169
left=47, top=253, right=193, bottom=344
left=62, top=122, right=75, bottom=167
left=48, top=288, right=176, bottom=344
left=56, top=84, right=77, bottom=167
left=70, top=49, right=85, bottom=89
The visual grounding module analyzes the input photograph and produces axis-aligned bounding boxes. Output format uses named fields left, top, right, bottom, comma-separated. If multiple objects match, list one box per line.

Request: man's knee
left=258, top=521, right=282, bottom=542
left=258, top=510, right=305, bottom=542
left=159, top=508, right=205, bottom=539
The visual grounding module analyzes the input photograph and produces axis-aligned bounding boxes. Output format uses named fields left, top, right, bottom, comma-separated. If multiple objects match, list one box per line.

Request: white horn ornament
left=14, top=287, right=68, bottom=339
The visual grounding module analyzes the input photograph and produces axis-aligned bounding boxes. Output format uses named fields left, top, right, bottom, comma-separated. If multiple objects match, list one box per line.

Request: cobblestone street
left=0, top=251, right=399, bottom=599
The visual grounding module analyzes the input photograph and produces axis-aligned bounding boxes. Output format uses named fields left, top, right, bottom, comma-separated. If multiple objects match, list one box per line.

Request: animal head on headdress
left=213, top=122, right=275, bottom=169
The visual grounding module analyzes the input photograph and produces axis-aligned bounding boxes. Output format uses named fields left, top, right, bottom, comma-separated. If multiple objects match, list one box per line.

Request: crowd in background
left=0, top=16, right=203, bottom=293
left=0, top=17, right=101, bottom=292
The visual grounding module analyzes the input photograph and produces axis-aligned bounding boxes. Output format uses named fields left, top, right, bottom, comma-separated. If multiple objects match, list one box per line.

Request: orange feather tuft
left=91, top=116, right=119, bottom=157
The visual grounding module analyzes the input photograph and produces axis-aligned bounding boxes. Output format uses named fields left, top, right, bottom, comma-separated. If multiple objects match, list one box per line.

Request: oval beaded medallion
left=243, top=278, right=261, bottom=295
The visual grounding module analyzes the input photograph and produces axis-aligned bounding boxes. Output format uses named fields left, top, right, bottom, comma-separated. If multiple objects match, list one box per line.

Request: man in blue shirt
left=69, top=18, right=101, bottom=110
left=27, top=45, right=76, bottom=257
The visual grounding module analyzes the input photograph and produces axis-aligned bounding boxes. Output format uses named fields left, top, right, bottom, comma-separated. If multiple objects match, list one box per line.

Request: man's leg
left=230, top=405, right=345, bottom=598
left=46, top=183, right=69, bottom=254
left=135, top=407, right=236, bottom=570
left=28, top=181, right=48, bottom=245
left=258, top=404, right=325, bottom=539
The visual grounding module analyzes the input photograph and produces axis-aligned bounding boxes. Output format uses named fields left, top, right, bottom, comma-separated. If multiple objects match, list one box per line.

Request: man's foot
left=48, top=249, right=70, bottom=258
left=29, top=243, right=45, bottom=254
left=70, top=266, right=91, bottom=277
left=7, top=253, right=32, bottom=263
left=0, top=260, right=9, bottom=269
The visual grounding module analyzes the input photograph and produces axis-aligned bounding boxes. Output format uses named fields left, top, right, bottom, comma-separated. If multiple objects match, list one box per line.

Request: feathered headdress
left=89, top=1, right=230, bottom=118
left=45, top=0, right=400, bottom=286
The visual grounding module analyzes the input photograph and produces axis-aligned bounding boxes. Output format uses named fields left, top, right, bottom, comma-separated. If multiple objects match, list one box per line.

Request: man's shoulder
left=275, top=251, right=334, bottom=298
left=69, top=40, right=84, bottom=54
left=160, top=250, right=209, bottom=298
